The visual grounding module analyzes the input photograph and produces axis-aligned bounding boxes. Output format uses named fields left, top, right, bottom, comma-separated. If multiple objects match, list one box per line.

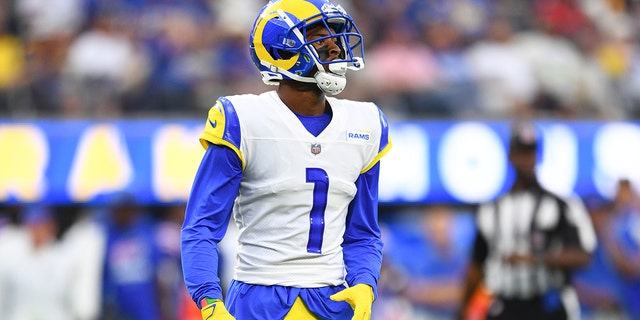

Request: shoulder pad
left=200, top=97, right=243, bottom=161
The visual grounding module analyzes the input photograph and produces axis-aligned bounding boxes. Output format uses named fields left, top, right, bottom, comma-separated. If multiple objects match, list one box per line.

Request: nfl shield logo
left=311, top=143, right=321, bottom=155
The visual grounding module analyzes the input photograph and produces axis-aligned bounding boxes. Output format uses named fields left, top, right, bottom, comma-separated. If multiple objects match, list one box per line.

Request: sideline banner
left=1, top=119, right=639, bottom=205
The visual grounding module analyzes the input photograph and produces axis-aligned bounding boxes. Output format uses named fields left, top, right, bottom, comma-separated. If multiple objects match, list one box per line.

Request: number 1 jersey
left=200, top=90, right=391, bottom=287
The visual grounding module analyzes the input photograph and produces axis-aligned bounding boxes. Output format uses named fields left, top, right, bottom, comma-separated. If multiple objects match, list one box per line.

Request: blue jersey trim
left=377, top=107, right=390, bottom=153
left=218, top=97, right=242, bottom=149
left=294, top=111, right=332, bottom=137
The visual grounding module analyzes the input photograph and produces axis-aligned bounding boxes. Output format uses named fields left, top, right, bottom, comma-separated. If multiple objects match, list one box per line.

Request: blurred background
left=0, top=0, right=639, bottom=319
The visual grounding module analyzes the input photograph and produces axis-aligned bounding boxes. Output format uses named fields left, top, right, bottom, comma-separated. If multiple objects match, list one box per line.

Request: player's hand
left=330, top=283, right=374, bottom=320
left=200, top=299, right=235, bottom=320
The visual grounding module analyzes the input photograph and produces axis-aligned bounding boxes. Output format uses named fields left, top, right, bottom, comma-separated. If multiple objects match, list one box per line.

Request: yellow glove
left=330, top=284, right=374, bottom=320
left=200, top=298, right=236, bottom=320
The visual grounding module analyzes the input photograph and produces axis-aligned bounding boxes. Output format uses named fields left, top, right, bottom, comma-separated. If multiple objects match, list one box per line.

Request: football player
left=180, top=0, right=392, bottom=319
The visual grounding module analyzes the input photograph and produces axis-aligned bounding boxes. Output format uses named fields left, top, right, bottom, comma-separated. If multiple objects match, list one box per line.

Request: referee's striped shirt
left=472, top=187, right=597, bottom=299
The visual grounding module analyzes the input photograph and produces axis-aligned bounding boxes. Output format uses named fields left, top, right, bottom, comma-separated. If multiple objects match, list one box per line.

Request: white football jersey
left=200, top=90, right=391, bottom=287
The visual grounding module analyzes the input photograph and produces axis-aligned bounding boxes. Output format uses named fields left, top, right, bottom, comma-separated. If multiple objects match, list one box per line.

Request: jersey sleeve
left=561, top=196, right=597, bottom=253
left=472, top=203, right=492, bottom=264
left=471, top=227, right=489, bottom=265
left=343, top=162, right=384, bottom=299
left=181, top=143, right=243, bottom=304
left=362, top=106, right=392, bottom=173
left=200, top=97, right=244, bottom=169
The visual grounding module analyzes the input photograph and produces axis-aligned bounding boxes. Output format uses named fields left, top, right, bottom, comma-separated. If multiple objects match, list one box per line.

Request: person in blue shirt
left=379, top=205, right=475, bottom=320
left=599, top=179, right=640, bottom=319
left=573, top=195, right=627, bottom=320
left=101, top=194, right=162, bottom=320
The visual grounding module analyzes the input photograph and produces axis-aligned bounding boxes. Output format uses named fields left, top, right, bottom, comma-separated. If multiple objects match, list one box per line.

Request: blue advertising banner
left=1, top=119, right=639, bottom=205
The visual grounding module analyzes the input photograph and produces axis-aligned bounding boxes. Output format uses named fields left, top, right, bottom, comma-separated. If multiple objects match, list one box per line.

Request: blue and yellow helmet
left=249, top=0, right=364, bottom=95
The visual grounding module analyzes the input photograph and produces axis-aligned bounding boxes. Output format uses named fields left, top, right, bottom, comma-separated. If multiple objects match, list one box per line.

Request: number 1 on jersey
left=306, top=168, right=328, bottom=254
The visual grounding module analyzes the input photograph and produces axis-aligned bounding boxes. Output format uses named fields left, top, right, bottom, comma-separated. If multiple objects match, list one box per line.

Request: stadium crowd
left=1, top=0, right=640, bottom=319
left=0, top=0, right=639, bottom=119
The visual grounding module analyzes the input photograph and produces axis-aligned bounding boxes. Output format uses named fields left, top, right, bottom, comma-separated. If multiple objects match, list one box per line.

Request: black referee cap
left=509, top=121, right=538, bottom=151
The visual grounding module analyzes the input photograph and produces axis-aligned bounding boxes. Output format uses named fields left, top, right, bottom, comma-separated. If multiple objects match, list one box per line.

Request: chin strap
left=260, top=60, right=348, bottom=95
left=260, top=57, right=365, bottom=96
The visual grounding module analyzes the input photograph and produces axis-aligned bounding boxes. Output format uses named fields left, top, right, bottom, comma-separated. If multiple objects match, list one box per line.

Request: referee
left=458, top=121, right=597, bottom=320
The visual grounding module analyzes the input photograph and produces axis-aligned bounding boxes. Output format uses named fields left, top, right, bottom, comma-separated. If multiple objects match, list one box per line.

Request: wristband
left=200, top=297, right=221, bottom=309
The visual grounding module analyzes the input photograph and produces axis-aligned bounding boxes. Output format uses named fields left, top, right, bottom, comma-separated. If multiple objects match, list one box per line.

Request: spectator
left=358, top=19, right=440, bottom=119
left=422, top=19, right=479, bottom=117
left=465, top=17, right=538, bottom=118
left=618, top=35, right=640, bottom=117
left=0, top=15, right=26, bottom=114
left=378, top=205, right=475, bottom=320
left=101, top=194, right=162, bottom=320
left=573, top=195, right=627, bottom=320
left=569, top=22, right=626, bottom=119
left=513, top=9, right=615, bottom=118
left=533, top=0, right=589, bottom=39
left=61, top=12, right=148, bottom=117
left=15, top=0, right=86, bottom=114
left=0, top=205, right=96, bottom=320
left=599, top=178, right=640, bottom=319
left=138, top=5, right=213, bottom=114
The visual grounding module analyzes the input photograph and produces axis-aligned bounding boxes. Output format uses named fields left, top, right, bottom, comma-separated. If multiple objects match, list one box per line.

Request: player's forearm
left=181, top=202, right=232, bottom=303
left=181, top=230, right=225, bottom=302
left=181, top=203, right=229, bottom=303
left=343, top=238, right=383, bottom=296
left=181, top=145, right=241, bottom=303
left=343, top=164, right=383, bottom=297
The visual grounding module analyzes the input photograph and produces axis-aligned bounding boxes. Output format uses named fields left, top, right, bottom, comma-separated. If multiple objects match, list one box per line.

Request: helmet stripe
left=252, top=0, right=321, bottom=71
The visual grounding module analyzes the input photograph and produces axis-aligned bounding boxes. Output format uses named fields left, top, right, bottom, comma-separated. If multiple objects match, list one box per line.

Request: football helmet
left=249, top=0, right=364, bottom=95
